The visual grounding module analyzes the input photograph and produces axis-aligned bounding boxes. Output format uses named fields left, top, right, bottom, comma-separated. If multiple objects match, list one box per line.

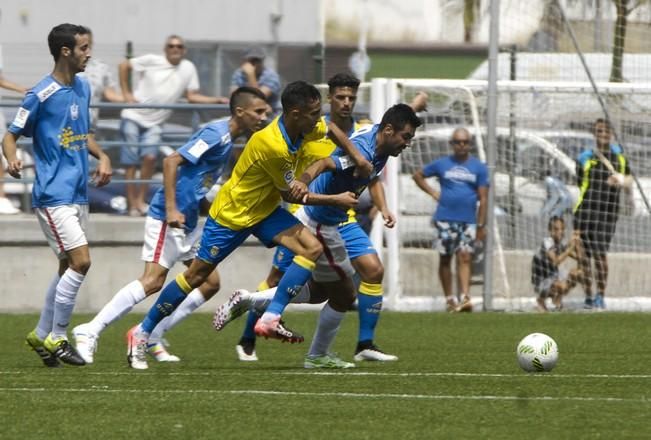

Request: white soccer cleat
left=126, top=325, right=149, bottom=370
left=235, top=339, right=258, bottom=362
left=354, top=343, right=398, bottom=362
left=147, top=342, right=181, bottom=362
left=212, top=289, right=252, bottom=331
left=72, top=323, right=98, bottom=364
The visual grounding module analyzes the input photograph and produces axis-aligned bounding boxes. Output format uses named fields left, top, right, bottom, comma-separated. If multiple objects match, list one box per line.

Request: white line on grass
left=0, top=387, right=648, bottom=403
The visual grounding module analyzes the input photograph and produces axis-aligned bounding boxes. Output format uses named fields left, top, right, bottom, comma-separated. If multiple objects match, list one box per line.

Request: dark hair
left=327, top=73, right=360, bottom=94
left=48, top=23, right=89, bottom=61
left=230, top=86, right=267, bottom=114
left=379, top=103, right=422, bottom=131
left=281, top=81, right=321, bottom=112
left=548, top=215, right=564, bottom=230
left=594, top=118, right=612, bottom=131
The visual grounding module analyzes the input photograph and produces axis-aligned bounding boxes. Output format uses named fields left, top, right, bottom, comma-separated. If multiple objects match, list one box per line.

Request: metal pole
left=483, top=0, right=500, bottom=311
left=507, top=45, right=517, bottom=248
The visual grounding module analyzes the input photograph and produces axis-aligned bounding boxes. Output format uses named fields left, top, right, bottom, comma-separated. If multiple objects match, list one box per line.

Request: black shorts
left=573, top=215, right=617, bottom=257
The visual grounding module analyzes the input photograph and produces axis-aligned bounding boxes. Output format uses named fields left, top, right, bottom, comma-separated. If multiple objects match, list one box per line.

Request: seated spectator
left=230, top=47, right=281, bottom=114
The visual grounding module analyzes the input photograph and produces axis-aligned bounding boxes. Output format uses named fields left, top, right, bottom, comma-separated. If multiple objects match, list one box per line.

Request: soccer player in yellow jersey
left=125, top=80, right=372, bottom=369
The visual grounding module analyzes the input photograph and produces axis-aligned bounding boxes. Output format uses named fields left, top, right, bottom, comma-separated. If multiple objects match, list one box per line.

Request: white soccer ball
left=516, top=333, right=559, bottom=372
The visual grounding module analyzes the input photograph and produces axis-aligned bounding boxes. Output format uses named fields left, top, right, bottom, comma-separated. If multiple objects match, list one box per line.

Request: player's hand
left=432, top=190, right=441, bottom=202
left=381, top=209, right=396, bottom=228
left=288, top=180, right=309, bottom=203
left=166, top=209, right=186, bottom=229
left=92, top=155, right=112, bottom=187
left=6, top=159, right=23, bottom=179
left=607, top=173, right=625, bottom=187
left=241, top=61, right=256, bottom=76
left=124, top=92, right=138, bottom=104
left=411, top=91, right=429, bottom=112
left=353, top=159, right=373, bottom=179
left=334, top=191, right=359, bottom=209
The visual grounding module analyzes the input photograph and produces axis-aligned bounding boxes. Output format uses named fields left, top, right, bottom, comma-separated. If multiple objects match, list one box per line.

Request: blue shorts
left=271, top=220, right=376, bottom=272
left=120, top=119, right=162, bottom=166
left=197, top=207, right=301, bottom=265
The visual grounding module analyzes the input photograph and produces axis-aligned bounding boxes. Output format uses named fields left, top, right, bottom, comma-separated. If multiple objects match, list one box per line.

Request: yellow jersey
left=209, top=116, right=327, bottom=230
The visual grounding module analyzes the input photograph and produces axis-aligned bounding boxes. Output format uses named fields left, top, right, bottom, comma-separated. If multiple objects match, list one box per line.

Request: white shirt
left=121, top=54, right=200, bottom=128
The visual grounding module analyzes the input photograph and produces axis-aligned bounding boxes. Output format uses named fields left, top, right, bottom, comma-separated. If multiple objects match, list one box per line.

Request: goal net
left=371, top=78, right=651, bottom=312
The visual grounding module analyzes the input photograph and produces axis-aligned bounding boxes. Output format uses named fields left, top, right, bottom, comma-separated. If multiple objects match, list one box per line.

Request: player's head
left=230, top=86, right=269, bottom=133
left=377, top=103, right=421, bottom=156
left=548, top=215, right=565, bottom=242
left=164, top=35, right=186, bottom=65
left=449, top=128, right=473, bottom=159
left=593, top=118, right=613, bottom=148
left=327, top=73, right=360, bottom=120
left=48, top=24, right=91, bottom=72
left=281, top=81, right=322, bottom=135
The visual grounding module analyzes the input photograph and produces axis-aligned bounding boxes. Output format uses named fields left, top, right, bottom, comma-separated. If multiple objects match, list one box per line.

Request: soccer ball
left=516, top=333, right=558, bottom=372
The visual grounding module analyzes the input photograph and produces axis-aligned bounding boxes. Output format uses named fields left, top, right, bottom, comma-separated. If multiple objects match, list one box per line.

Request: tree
left=609, top=0, right=649, bottom=82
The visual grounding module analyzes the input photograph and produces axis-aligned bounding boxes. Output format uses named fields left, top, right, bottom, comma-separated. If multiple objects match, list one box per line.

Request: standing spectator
left=230, top=47, right=281, bottom=114
left=2, top=23, right=112, bottom=366
left=0, top=44, right=27, bottom=214
left=541, top=169, right=573, bottom=219
left=119, top=35, right=228, bottom=216
left=412, top=128, right=488, bottom=312
left=573, top=118, right=631, bottom=310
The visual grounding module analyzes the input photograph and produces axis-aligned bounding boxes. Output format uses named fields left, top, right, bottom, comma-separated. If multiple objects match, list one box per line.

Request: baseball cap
left=244, top=47, right=266, bottom=60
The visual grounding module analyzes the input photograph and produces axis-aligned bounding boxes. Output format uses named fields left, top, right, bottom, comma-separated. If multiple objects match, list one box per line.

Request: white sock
left=87, top=280, right=146, bottom=336
left=35, top=274, right=61, bottom=340
left=51, top=269, right=85, bottom=339
left=308, top=303, right=345, bottom=357
left=149, top=289, right=206, bottom=344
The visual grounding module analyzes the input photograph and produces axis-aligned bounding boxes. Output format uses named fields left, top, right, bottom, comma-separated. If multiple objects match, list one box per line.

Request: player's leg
left=593, top=220, right=615, bottom=310
left=254, top=208, right=322, bottom=340
left=455, top=223, right=476, bottom=312
left=573, top=216, right=595, bottom=308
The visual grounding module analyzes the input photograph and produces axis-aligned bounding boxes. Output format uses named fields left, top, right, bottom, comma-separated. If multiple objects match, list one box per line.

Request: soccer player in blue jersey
left=125, top=81, right=371, bottom=369
left=2, top=24, right=112, bottom=367
left=70, top=87, right=269, bottom=364
left=412, top=128, right=489, bottom=312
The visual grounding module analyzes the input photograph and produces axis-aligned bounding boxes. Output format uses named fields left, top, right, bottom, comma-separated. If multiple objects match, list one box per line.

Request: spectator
left=541, top=169, right=573, bottom=219
left=412, top=128, right=488, bottom=312
left=531, top=216, right=581, bottom=312
left=0, top=44, right=27, bottom=214
left=119, top=34, right=228, bottom=216
left=230, top=47, right=281, bottom=114
left=573, top=118, right=632, bottom=310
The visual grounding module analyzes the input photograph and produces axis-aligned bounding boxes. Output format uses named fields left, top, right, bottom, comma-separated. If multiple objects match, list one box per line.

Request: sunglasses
left=167, top=44, right=185, bottom=49
left=451, top=139, right=470, bottom=145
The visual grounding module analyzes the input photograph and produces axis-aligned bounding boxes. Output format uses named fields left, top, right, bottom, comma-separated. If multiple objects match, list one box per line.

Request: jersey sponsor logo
left=59, top=126, right=88, bottom=151
left=37, top=82, right=62, bottom=102
left=188, top=138, right=210, bottom=158
left=70, top=104, right=79, bottom=120
left=12, top=107, right=30, bottom=128
left=444, top=166, right=477, bottom=184
left=338, top=155, right=354, bottom=170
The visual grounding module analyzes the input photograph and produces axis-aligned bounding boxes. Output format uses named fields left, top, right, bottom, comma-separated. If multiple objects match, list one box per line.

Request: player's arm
left=409, top=91, right=428, bottom=112
left=2, top=132, right=22, bottom=178
left=412, top=168, right=440, bottom=201
left=162, top=152, right=188, bottom=228
left=546, top=245, right=574, bottom=267
left=368, top=178, right=396, bottom=228
left=0, top=76, right=27, bottom=95
left=103, top=86, right=124, bottom=103
left=87, top=135, right=112, bottom=187
left=325, top=122, right=373, bottom=178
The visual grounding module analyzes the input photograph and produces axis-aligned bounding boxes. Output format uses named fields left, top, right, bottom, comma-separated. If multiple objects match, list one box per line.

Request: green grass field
left=1, top=312, right=650, bottom=439
left=368, top=53, right=484, bottom=79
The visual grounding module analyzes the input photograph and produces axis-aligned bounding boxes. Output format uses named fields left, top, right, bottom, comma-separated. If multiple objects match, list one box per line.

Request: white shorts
left=295, top=207, right=354, bottom=282
left=141, top=216, right=203, bottom=269
left=35, top=204, right=89, bottom=259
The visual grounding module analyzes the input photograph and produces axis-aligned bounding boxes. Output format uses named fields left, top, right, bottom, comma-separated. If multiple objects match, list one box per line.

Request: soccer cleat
left=43, top=334, right=86, bottom=366
left=457, top=296, right=473, bottom=313
left=354, top=341, right=398, bottom=362
left=304, top=353, right=355, bottom=369
left=235, top=338, right=258, bottom=362
left=535, top=297, right=548, bottom=313
left=594, top=294, right=606, bottom=310
left=584, top=297, right=594, bottom=309
left=25, top=330, right=61, bottom=368
left=126, top=326, right=149, bottom=370
left=254, top=317, right=304, bottom=343
left=72, top=324, right=98, bottom=364
left=446, top=298, right=458, bottom=313
left=146, top=342, right=181, bottom=362
left=212, top=289, right=251, bottom=331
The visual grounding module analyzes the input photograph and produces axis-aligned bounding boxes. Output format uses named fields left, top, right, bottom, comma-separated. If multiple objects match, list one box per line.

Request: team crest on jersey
left=210, top=246, right=220, bottom=257
left=284, top=170, right=295, bottom=184
left=70, top=104, right=79, bottom=120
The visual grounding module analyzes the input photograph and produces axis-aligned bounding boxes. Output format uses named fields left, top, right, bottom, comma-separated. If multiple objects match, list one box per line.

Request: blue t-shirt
left=9, top=75, right=91, bottom=208
left=422, top=155, right=489, bottom=223
left=148, top=119, right=233, bottom=231
left=305, top=125, right=388, bottom=225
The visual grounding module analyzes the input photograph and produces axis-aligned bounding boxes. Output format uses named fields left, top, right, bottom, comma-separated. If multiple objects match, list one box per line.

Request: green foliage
left=1, top=312, right=650, bottom=439
left=367, top=54, right=484, bottom=80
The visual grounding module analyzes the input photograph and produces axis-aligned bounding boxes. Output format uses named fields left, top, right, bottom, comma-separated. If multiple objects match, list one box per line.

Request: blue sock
left=265, top=256, right=314, bottom=316
left=242, top=309, right=261, bottom=340
left=141, top=277, right=190, bottom=333
left=357, top=282, right=383, bottom=343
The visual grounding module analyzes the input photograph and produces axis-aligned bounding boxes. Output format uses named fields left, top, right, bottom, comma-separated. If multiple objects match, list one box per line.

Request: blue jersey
left=148, top=119, right=233, bottom=231
left=8, top=75, right=91, bottom=208
left=422, top=155, right=489, bottom=223
left=305, top=125, right=388, bottom=225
